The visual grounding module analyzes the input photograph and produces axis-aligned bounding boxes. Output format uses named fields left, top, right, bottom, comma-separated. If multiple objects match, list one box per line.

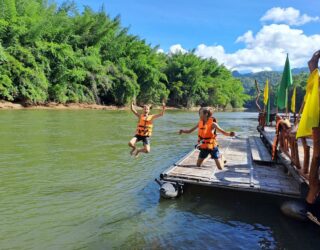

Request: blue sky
left=55, top=0, right=320, bottom=72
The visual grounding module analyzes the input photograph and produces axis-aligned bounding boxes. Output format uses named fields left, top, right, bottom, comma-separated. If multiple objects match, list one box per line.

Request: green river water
left=0, top=110, right=319, bottom=250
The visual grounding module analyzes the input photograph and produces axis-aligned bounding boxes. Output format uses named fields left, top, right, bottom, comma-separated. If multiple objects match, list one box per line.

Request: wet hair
left=199, top=107, right=213, bottom=118
left=200, top=102, right=209, bottom=108
left=142, top=104, right=152, bottom=109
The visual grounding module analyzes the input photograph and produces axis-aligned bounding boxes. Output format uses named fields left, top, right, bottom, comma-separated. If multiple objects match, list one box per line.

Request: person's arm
left=179, top=124, right=198, bottom=134
left=151, top=102, right=166, bottom=120
left=299, top=50, right=320, bottom=123
left=131, top=102, right=139, bottom=118
left=308, top=50, right=320, bottom=73
left=213, top=122, right=235, bottom=137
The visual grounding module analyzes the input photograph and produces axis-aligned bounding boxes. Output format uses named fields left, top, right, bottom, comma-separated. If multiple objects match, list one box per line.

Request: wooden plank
left=249, top=136, right=273, bottom=164
left=248, top=138, right=255, bottom=188
left=258, top=126, right=275, bottom=146
left=257, top=126, right=307, bottom=185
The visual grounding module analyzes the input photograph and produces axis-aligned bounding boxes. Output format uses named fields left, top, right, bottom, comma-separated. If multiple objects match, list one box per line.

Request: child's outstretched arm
left=131, top=102, right=139, bottom=118
left=152, top=102, right=166, bottom=120
left=179, top=124, right=198, bottom=134
left=213, top=122, right=235, bottom=137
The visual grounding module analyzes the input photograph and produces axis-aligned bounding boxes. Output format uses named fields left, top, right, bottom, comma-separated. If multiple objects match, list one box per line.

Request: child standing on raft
left=128, top=102, right=166, bottom=157
left=179, top=107, right=235, bottom=169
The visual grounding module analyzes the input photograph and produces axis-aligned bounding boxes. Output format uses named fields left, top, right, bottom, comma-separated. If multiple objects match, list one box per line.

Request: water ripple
left=1, top=110, right=319, bottom=249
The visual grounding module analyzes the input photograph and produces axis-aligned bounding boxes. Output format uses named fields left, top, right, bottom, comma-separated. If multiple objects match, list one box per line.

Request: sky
left=55, top=0, right=320, bottom=72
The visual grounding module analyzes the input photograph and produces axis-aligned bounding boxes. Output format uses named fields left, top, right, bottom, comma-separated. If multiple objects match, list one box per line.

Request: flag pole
left=286, top=89, right=289, bottom=119
left=267, top=93, right=270, bottom=126
left=292, top=86, right=297, bottom=124
left=275, top=85, right=279, bottom=115
left=267, top=78, right=269, bottom=125
left=293, top=89, right=297, bottom=124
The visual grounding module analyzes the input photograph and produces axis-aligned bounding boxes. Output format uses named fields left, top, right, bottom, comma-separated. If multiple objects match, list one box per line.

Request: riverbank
left=0, top=101, right=128, bottom=110
left=0, top=100, right=247, bottom=111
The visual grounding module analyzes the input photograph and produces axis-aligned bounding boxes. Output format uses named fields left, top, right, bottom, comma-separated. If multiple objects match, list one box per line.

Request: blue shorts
left=135, top=135, right=150, bottom=146
left=199, top=147, right=220, bottom=159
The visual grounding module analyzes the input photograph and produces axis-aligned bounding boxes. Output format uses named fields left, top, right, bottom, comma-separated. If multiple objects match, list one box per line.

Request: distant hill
left=291, top=67, right=309, bottom=74
left=233, top=67, right=309, bottom=91
left=234, top=67, right=309, bottom=110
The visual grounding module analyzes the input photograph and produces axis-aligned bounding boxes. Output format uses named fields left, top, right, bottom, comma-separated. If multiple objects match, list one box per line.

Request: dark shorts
left=199, top=147, right=220, bottom=159
left=135, top=135, right=151, bottom=146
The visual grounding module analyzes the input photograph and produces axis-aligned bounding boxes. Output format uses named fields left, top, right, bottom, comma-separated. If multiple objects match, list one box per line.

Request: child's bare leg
left=128, top=137, right=137, bottom=155
left=214, top=158, right=224, bottom=170
left=212, top=148, right=225, bottom=170
left=196, top=158, right=205, bottom=167
left=135, top=144, right=150, bottom=158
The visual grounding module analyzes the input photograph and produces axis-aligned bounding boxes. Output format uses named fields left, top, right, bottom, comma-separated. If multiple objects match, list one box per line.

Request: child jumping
left=128, top=102, right=166, bottom=157
left=179, top=107, right=235, bottom=169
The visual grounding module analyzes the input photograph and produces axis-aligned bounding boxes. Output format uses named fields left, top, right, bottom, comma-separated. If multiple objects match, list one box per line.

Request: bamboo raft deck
left=160, top=136, right=301, bottom=198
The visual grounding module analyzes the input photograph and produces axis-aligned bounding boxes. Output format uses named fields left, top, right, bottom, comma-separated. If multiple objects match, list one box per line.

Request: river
left=0, top=110, right=319, bottom=249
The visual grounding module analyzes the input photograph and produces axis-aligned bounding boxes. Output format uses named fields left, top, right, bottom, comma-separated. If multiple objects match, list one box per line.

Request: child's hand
left=230, top=131, right=235, bottom=137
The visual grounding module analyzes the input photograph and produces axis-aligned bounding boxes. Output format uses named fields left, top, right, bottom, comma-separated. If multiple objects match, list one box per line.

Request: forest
left=236, top=70, right=309, bottom=111
left=0, top=0, right=249, bottom=108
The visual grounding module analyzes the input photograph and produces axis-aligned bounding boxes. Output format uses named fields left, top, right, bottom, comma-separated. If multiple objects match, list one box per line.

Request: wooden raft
left=258, top=126, right=313, bottom=185
left=160, top=137, right=300, bottom=198
left=249, top=136, right=273, bottom=164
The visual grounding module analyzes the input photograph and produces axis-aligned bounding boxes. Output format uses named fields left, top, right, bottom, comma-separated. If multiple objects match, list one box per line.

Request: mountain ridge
left=232, top=67, right=309, bottom=78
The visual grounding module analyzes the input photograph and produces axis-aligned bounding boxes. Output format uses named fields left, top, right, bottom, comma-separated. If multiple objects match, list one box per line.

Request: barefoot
left=134, top=150, right=141, bottom=158
left=217, top=166, right=223, bottom=170
left=130, top=147, right=136, bottom=156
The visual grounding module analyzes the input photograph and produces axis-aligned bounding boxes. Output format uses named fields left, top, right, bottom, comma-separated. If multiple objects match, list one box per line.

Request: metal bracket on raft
left=155, top=178, right=184, bottom=199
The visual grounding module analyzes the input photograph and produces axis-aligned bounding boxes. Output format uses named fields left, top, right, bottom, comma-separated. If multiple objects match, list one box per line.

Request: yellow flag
left=291, top=86, right=296, bottom=113
left=263, top=79, right=269, bottom=105
left=296, top=69, right=319, bottom=138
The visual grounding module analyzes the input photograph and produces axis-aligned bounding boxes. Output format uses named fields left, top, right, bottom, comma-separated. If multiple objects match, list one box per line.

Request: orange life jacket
left=136, top=114, right=154, bottom=136
left=198, top=117, right=218, bottom=149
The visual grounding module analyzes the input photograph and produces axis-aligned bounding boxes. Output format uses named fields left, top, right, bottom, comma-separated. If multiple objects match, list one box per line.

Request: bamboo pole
left=306, top=128, right=320, bottom=203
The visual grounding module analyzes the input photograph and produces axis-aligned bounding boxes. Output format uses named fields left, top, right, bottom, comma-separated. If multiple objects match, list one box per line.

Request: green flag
left=277, top=54, right=293, bottom=109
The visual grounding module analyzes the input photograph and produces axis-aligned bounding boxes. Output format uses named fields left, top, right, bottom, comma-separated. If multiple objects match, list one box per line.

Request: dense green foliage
left=0, top=0, right=248, bottom=108
left=235, top=69, right=309, bottom=111
left=165, top=53, right=249, bottom=108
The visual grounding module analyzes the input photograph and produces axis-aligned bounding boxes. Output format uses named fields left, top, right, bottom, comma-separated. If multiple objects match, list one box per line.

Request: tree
left=0, top=0, right=248, bottom=108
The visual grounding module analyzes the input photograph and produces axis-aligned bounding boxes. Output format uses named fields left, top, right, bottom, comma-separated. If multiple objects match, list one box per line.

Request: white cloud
left=195, top=44, right=226, bottom=63
left=236, top=30, right=254, bottom=44
left=169, top=44, right=187, bottom=54
left=193, top=24, right=320, bottom=72
left=261, top=7, right=319, bottom=26
left=164, top=7, right=320, bottom=72
left=157, top=48, right=164, bottom=53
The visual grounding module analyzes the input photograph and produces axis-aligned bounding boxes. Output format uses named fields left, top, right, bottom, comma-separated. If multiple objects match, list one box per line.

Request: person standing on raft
left=179, top=107, right=235, bottom=169
left=128, top=102, right=166, bottom=157
left=303, top=50, right=320, bottom=225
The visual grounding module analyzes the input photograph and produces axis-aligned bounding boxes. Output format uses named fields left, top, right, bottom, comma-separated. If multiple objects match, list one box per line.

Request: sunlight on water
left=0, top=110, right=319, bottom=249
